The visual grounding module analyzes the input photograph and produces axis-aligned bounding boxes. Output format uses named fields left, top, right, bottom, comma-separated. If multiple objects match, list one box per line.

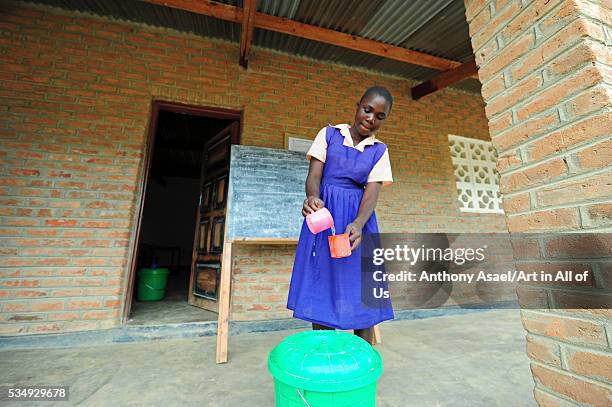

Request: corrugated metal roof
left=358, top=0, right=455, bottom=45
left=26, top=0, right=481, bottom=93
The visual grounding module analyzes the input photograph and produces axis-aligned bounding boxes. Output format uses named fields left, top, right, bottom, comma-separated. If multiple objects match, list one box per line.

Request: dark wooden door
left=188, top=122, right=239, bottom=311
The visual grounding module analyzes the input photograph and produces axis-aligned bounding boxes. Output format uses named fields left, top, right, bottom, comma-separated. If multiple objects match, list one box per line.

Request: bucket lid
left=268, top=330, right=383, bottom=392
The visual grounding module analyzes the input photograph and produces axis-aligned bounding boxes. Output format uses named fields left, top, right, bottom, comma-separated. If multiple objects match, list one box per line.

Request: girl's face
left=353, top=94, right=391, bottom=137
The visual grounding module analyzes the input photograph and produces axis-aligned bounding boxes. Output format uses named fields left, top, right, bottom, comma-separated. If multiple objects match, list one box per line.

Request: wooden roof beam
left=240, top=0, right=256, bottom=68
left=144, top=0, right=241, bottom=22
left=142, top=0, right=462, bottom=71
left=411, top=60, right=478, bottom=100
left=252, top=12, right=459, bottom=71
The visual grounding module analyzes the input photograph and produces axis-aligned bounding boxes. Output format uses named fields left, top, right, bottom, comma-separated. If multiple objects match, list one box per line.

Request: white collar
left=331, top=123, right=382, bottom=152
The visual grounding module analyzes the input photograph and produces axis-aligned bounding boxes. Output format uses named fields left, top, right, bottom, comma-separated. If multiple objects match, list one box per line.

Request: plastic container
left=268, top=330, right=383, bottom=406
left=306, top=208, right=334, bottom=234
left=329, top=234, right=352, bottom=258
left=136, top=267, right=170, bottom=301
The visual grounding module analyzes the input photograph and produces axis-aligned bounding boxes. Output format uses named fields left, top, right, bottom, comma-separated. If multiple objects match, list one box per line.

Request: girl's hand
left=302, top=196, right=324, bottom=217
left=345, top=221, right=363, bottom=251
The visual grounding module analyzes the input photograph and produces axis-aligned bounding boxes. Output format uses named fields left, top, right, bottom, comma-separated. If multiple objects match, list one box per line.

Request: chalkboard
left=225, top=145, right=309, bottom=240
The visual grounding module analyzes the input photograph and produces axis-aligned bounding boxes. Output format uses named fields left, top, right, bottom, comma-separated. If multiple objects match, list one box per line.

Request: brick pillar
left=464, top=0, right=611, bottom=406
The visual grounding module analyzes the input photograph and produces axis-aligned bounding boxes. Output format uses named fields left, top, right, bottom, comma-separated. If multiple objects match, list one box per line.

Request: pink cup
left=306, top=208, right=334, bottom=234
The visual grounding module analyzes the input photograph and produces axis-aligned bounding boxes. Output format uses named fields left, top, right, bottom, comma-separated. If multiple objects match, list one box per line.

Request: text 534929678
left=0, top=386, right=69, bottom=401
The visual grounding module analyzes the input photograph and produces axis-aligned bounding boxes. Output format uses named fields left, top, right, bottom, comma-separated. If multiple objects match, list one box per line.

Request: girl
left=287, top=86, right=394, bottom=344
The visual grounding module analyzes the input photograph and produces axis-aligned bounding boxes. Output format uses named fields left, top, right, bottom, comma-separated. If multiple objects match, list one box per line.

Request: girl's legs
left=312, top=322, right=334, bottom=330
left=312, top=323, right=375, bottom=345
left=354, top=327, right=375, bottom=345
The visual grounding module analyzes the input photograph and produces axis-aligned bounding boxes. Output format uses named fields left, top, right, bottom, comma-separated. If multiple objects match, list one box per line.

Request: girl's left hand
left=344, top=222, right=363, bottom=251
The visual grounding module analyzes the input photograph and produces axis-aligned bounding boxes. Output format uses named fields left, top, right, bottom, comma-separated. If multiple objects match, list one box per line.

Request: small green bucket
left=136, top=268, right=170, bottom=301
left=268, top=330, right=383, bottom=406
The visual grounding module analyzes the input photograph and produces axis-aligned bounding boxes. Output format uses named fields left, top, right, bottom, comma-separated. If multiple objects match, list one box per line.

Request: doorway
left=124, top=101, right=241, bottom=326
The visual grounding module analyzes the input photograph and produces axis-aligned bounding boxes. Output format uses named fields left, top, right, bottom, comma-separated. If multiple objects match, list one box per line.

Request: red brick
left=531, top=363, right=612, bottom=406
left=6, top=314, right=44, bottom=322
left=571, top=139, right=612, bottom=172
left=533, top=387, right=578, bottom=407
left=47, top=312, right=81, bottom=321
left=8, top=168, right=40, bottom=176
left=545, top=234, right=612, bottom=258
left=488, top=110, right=513, bottom=136
left=465, top=0, right=488, bottom=22
left=516, top=285, right=549, bottom=308
left=526, top=335, right=561, bottom=367
left=45, top=219, right=78, bottom=227
left=502, top=192, right=530, bottom=214
left=502, top=0, right=569, bottom=45
left=478, top=31, right=534, bottom=81
left=30, top=323, right=63, bottom=333
left=494, top=112, right=558, bottom=152
left=517, top=66, right=602, bottom=121
left=83, top=310, right=118, bottom=320
left=528, top=112, right=612, bottom=162
left=471, top=1, right=524, bottom=52
left=521, top=311, right=608, bottom=346
left=510, top=238, right=542, bottom=259
left=0, top=279, right=40, bottom=287
left=496, top=149, right=522, bottom=173
left=564, top=86, right=611, bottom=120
left=485, top=74, right=543, bottom=118
left=30, top=300, right=64, bottom=311
left=104, top=299, right=120, bottom=308
left=552, top=291, right=612, bottom=318
left=581, top=203, right=612, bottom=228
left=507, top=208, right=580, bottom=232
left=65, top=298, right=103, bottom=310
left=500, top=158, right=567, bottom=193
left=3, top=302, right=31, bottom=312
left=535, top=172, right=612, bottom=207
left=14, top=290, right=48, bottom=298
left=247, top=304, right=271, bottom=311
left=468, top=6, right=491, bottom=37
left=475, top=39, right=499, bottom=69
left=566, top=348, right=612, bottom=383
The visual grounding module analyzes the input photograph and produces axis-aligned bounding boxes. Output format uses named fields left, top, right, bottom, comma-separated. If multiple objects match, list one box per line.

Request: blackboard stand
left=215, top=237, right=381, bottom=364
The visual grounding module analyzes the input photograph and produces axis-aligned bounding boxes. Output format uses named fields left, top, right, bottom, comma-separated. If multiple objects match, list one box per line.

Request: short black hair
left=360, top=86, right=393, bottom=111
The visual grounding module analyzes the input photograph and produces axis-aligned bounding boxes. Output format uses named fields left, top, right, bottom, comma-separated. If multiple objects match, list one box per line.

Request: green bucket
left=136, top=268, right=170, bottom=301
left=268, top=330, right=383, bottom=406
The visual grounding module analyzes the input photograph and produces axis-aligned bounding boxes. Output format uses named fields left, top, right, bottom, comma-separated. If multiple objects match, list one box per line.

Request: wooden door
left=188, top=122, right=239, bottom=311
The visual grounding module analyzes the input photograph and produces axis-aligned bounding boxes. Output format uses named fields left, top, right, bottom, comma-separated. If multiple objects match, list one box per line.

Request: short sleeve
left=306, top=127, right=328, bottom=162
left=367, top=148, right=393, bottom=185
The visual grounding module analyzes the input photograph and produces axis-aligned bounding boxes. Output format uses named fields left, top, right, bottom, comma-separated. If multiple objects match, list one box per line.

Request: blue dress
left=287, top=126, right=395, bottom=329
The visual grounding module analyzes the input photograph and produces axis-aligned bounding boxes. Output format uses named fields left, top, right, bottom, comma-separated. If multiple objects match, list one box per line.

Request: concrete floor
left=0, top=309, right=536, bottom=407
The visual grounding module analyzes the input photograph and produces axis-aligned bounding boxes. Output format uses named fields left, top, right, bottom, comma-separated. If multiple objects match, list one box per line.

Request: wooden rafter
left=411, top=60, right=478, bottom=100
left=252, top=12, right=459, bottom=71
left=239, top=0, right=256, bottom=67
left=143, top=0, right=462, bottom=71
left=145, top=0, right=241, bottom=21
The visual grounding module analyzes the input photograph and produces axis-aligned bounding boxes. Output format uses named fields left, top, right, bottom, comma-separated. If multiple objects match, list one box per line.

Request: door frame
left=122, top=100, right=242, bottom=324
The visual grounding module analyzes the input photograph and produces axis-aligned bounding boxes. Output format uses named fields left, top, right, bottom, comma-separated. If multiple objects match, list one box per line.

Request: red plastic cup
left=328, top=234, right=352, bottom=258
left=306, top=207, right=334, bottom=234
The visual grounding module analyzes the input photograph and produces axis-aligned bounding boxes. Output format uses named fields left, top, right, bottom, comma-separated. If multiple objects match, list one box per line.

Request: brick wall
left=465, top=0, right=611, bottom=405
left=0, top=2, right=505, bottom=334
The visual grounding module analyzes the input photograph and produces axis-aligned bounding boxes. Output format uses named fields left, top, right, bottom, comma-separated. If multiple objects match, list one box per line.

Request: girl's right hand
left=302, top=196, right=324, bottom=217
